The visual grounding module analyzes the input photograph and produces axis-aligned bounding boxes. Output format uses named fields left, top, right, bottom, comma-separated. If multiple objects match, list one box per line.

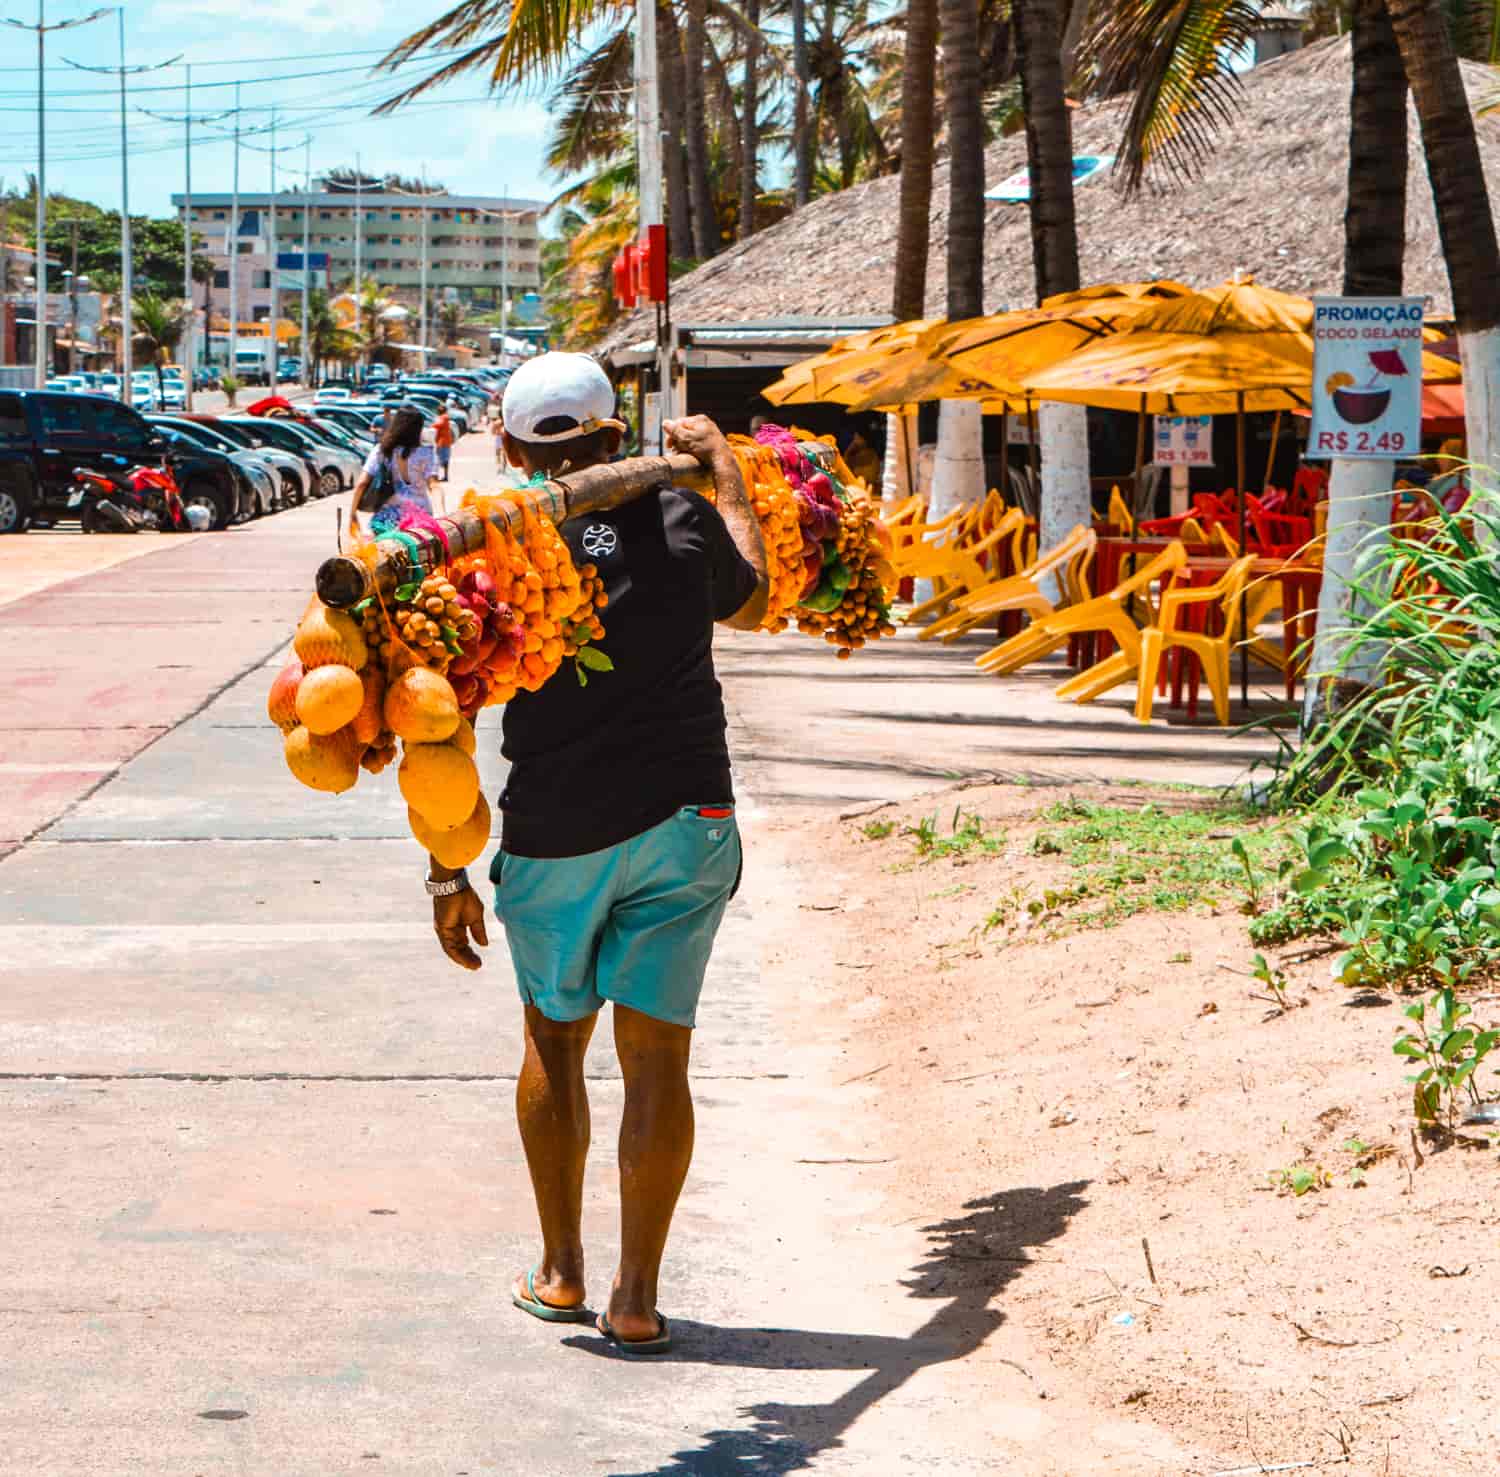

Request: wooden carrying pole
left=316, top=453, right=708, bottom=609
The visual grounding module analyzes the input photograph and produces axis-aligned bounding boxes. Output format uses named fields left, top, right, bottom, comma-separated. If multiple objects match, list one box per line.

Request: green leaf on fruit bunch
left=576, top=645, right=615, bottom=673
left=575, top=664, right=589, bottom=687
left=352, top=597, right=373, bottom=614
left=394, top=581, right=422, bottom=603
left=440, top=624, right=463, bottom=655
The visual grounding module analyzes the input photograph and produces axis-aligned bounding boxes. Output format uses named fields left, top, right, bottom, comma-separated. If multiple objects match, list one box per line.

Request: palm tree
left=739, top=0, right=762, bottom=240
left=682, top=0, right=720, bottom=255
left=303, top=288, right=355, bottom=386
left=793, top=0, right=813, bottom=205
left=1303, top=0, right=1411, bottom=720
left=131, top=290, right=187, bottom=401
left=925, top=0, right=988, bottom=549
left=1385, top=0, right=1500, bottom=480
left=890, top=0, right=937, bottom=324
left=437, top=299, right=467, bottom=346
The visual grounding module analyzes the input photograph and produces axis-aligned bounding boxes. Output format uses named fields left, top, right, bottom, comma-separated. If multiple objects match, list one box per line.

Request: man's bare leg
left=513, top=1003, right=597, bottom=1311
left=607, top=1002, right=694, bottom=1341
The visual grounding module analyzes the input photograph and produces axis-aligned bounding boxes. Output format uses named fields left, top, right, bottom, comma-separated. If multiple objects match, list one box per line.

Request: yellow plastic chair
left=903, top=508, right=1027, bottom=626
left=1179, top=515, right=1209, bottom=544
left=977, top=541, right=1189, bottom=677
left=921, top=524, right=1096, bottom=642
left=1107, top=484, right=1134, bottom=532
left=887, top=506, right=970, bottom=571
left=1133, top=557, right=1259, bottom=725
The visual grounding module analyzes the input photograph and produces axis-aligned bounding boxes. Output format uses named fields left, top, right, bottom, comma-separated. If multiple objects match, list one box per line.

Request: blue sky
left=0, top=1, right=562, bottom=218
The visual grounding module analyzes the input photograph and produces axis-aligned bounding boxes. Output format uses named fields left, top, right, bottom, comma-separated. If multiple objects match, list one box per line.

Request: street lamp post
left=2, top=0, right=109, bottom=388
left=64, top=12, right=179, bottom=407
left=243, top=119, right=300, bottom=396
left=301, top=137, right=311, bottom=388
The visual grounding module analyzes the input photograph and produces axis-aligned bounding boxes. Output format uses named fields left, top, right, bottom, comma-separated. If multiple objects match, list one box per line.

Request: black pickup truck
left=0, top=389, right=244, bottom=533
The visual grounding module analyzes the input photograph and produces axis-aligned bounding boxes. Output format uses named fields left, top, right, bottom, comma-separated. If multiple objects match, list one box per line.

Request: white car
left=314, top=387, right=353, bottom=405
left=96, top=372, right=122, bottom=399
left=158, top=378, right=187, bottom=411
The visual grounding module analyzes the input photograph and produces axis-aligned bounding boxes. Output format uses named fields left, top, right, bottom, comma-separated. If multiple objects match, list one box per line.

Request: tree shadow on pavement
left=566, top=1179, right=1090, bottom=1477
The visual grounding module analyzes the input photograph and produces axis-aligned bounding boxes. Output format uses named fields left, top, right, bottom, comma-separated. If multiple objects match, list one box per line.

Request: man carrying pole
left=424, top=351, right=768, bottom=1355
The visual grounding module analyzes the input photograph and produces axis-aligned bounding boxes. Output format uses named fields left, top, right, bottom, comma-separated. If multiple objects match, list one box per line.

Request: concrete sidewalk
left=0, top=443, right=1221, bottom=1474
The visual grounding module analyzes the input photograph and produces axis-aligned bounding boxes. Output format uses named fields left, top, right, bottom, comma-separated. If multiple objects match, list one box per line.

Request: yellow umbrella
left=838, top=282, right=1200, bottom=413
left=762, top=319, right=940, bottom=407
left=1021, top=280, right=1458, bottom=414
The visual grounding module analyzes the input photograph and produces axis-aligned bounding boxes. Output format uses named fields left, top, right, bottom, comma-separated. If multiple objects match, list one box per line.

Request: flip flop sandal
left=597, top=1312, right=673, bottom=1357
left=511, top=1266, right=593, bottom=1324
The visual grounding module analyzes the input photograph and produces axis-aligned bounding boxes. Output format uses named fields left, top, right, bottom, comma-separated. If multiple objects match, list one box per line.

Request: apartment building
left=173, top=185, right=546, bottom=319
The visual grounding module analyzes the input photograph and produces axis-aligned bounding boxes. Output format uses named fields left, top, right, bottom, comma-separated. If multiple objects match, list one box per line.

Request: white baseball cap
left=501, top=352, right=626, bottom=444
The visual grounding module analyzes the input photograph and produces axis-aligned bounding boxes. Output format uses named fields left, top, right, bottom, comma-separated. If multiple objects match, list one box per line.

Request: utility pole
left=301, top=136, right=311, bottom=388
left=3, top=1, right=108, bottom=388
left=244, top=116, right=299, bottom=394
left=139, top=78, right=232, bottom=412
left=230, top=83, right=240, bottom=386
left=65, top=14, right=179, bottom=407
left=67, top=217, right=77, bottom=372
left=500, top=183, right=510, bottom=363
left=419, top=163, right=429, bottom=370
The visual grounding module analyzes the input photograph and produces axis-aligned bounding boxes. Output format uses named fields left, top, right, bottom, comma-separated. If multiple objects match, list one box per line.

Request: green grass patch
left=1016, top=798, right=1294, bottom=932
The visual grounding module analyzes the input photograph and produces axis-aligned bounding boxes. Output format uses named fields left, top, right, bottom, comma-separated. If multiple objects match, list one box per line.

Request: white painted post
left=880, top=409, right=916, bottom=505
left=1037, top=400, right=1091, bottom=601
left=1300, top=457, right=1392, bottom=726
left=1460, top=326, right=1500, bottom=511
left=917, top=399, right=984, bottom=602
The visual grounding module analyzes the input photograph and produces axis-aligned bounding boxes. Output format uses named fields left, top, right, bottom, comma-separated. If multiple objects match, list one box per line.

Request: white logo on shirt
left=581, top=524, right=618, bottom=558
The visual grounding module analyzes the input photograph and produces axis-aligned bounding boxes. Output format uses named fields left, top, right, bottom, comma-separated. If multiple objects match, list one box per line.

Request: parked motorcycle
left=68, top=457, right=212, bottom=534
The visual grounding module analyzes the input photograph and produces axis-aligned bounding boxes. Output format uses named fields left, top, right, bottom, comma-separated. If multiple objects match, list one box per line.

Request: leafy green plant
left=861, top=819, right=895, bottom=841
left=1393, top=987, right=1499, bottom=1128
left=903, top=808, right=1005, bottom=861
left=1268, top=1163, right=1331, bottom=1197
left=1250, top=951, right=1292, bottom=1012
left=1264, top=503, right=1500, bottom=987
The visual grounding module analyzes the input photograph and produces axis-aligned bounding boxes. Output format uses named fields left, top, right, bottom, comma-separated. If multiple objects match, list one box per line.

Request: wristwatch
left=425, top=868, right=469, bottom=897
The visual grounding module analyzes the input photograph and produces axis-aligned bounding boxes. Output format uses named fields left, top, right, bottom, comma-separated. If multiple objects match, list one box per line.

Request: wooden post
left=1262, top=408, right=1283, bottom=494
left=316, top=453, right=708, bottom=609
left=1131, top=393, right=1147, bottom=537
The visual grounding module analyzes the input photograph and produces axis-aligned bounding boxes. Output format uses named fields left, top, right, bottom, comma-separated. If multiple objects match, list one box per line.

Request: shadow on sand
left=564, top=1179, right=1090, bottom=1476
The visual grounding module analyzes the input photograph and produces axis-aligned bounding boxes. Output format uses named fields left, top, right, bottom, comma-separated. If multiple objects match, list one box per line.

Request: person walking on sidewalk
left=424, top=352, right=769, bottom=1356
left=433, top=405, right=455, bottom=483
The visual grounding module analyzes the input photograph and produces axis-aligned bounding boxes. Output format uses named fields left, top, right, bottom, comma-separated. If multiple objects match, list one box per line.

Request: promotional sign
left=1309, top=296, right=1423, bottom=460
left=987, top=156, right=1114, bottom=202
left=1153, top=415, right=1214, bottom=466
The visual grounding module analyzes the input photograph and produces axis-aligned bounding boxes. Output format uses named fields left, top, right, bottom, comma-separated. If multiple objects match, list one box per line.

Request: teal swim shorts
left=492, top=805, right=742, bottom=1029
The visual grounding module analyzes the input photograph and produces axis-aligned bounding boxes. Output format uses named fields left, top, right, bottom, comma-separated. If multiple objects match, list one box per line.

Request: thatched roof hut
left=599, top=37, right=1500, bottom=362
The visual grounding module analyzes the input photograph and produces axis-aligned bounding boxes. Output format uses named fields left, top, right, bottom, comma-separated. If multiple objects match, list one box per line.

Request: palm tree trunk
left=1304, top=0, right=1410, bottom=725
left=660, top=4, right=695, bottom=262
left=925, top=0, right=987, bottom=570
left=887, top=0, right=939, bottom=507
left=1387, top=0, right=1500, bottom=479
left=792, top=0, right=812, bottom=206
left=682, top=0, right=719, bottom=258
left=738, top=0, right=761, bottom=241
left=892, top=0, right=937, bottom=324
left=1016, top=0, right=1088, bottom=591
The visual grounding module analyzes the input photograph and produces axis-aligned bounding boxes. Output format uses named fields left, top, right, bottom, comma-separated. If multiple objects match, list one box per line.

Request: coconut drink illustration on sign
left=1326, top=348, right=1409, bottom=425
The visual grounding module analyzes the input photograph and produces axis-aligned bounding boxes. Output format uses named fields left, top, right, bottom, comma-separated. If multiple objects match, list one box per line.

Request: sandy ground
left=757, top=778, right=1500, bottom=1476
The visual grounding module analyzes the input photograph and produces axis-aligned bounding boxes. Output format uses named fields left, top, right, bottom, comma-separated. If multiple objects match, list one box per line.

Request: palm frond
left=544, top=26, right=635, bottom=175
left=374, top=0, right=628, bottom=111
left=1079, top=0, right=1262, bottom=194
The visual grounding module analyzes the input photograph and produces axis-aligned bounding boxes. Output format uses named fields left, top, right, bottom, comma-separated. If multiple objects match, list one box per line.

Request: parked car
left=150, top=422, right=273, bottom=518
left=0, top=389, right=239, bottom=533
left=221, top=415, right=361, bottom=496
left=148, top=415, right=301, bottom=514
left=308, top=405, right=380, bottom=444
left=313, top=387, right=353, bottom=406
left=193, top=367, right=220, bottom=391
left=157, top=375, right=187, bottom=411
left=95, top=372, right=123, bottom=399
left=190, top=415, right=317, bottom=506
left=365, top=364, right=391, bottom=384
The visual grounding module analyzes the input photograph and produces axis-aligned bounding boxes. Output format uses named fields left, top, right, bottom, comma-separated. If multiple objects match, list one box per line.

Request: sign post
left=1153, top=414, right=1213, bottom=515
left=1309, top=296, right=1424, bottom=461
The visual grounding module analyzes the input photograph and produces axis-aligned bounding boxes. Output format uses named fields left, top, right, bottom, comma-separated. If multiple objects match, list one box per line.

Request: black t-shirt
left=494, top=486, right=759, bottom=859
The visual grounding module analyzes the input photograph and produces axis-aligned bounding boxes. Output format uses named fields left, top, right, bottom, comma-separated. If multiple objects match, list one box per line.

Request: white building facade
left=173, top=187, right=545, bottom=322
